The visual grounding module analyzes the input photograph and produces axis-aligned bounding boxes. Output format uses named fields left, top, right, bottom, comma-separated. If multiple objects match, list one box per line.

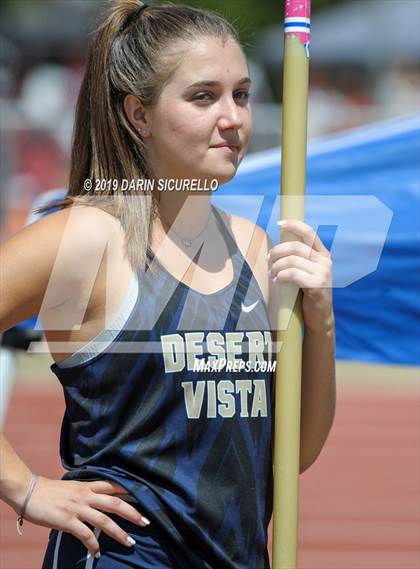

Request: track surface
left=1, top=363, right=419, bottom=569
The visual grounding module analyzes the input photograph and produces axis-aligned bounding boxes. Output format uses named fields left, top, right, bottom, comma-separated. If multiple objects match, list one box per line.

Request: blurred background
left=0, top=0, right=419, bottom=236
left=0, top=1, right=419, bottom=568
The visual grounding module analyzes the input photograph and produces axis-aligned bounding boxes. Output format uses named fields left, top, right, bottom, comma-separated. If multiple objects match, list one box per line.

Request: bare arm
left=0, top=206, right=146, bottom=557
left=267, top=220, right=336, bottom=474
left=0, top=209, right=69, bottom=331
left=300, top=311, right=336, bottom=471
left=0, top=433, right=33, bottom=513
left=227, top=216, right=327, bottom=475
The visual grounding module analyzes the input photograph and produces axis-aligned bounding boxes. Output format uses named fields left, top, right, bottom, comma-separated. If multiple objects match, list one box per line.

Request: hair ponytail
left=43, top=0, right=241, bottom=272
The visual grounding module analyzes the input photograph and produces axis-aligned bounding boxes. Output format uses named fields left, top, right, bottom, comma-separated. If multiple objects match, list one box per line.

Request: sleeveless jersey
left=51, top=205, right=274, bottom=569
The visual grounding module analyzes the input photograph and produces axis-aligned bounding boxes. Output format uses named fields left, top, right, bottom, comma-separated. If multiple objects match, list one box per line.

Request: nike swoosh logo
left=241, top=300, right=260, bottom=313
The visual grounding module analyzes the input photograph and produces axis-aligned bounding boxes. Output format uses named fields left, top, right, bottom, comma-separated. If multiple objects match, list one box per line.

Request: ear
left=124, top=95, right=152, bottom=138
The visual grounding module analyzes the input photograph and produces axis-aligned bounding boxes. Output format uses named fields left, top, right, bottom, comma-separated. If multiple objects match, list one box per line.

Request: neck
left=157, top=192, right=213, bottom=235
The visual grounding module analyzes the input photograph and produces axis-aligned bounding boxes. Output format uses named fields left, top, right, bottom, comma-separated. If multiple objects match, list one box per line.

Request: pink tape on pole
left=284, top=0, right=311, bottom=49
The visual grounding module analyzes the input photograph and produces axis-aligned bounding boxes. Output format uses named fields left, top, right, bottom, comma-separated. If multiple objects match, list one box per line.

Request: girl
left=0, top=2, right=336, bottom=568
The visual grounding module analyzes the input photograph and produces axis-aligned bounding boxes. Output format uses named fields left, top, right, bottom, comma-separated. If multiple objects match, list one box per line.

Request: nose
left=217, top=96, right=244, bottom=131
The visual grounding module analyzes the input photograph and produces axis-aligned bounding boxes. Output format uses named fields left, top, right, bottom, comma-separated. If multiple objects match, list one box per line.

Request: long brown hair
left=43, top=1, right=242, bottom=271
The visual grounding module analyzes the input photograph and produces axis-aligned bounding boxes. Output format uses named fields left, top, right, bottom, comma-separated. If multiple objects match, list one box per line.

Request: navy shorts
left=41, top=511, right=185, bottom=569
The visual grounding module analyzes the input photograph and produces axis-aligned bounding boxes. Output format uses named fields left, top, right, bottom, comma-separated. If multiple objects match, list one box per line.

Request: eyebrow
left=186, top=77, right=252, bottom=89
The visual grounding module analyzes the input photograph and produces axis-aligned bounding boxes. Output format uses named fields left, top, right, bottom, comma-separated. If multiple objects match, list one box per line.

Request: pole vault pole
left=272, top=1, right=311, bottom=568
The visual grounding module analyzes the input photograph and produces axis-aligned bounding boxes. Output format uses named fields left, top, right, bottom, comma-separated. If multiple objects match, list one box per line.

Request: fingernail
left=272, top=276, right=277, bottom=282
left=268, top=268, right=271, bottom=277
left=266, top=252, right=271, bottom=261
left=127, top=536, right=136, bottom=546
left=95, top=552, right=101, bottom=559
left=141, top=516, right=151, bottom=525
left=277, top=220, right=287, bottom=226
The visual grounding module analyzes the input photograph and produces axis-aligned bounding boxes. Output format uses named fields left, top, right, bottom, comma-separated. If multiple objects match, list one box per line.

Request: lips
left=210, top=143, right=240, bottom=151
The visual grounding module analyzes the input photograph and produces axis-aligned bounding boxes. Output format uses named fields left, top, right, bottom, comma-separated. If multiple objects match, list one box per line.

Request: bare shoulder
left=5, top=204, right=122, bottom=248
left=217, top=208, right=280, bottom=332
left=215, top=207, right=273, bottom=261
left=0, top=205, right=129, bottom=331
left=2, top=204, right=125, bottom=288
left=30, top=204, right=123, bottom=243
left=215, top=207, right=273, bottom=304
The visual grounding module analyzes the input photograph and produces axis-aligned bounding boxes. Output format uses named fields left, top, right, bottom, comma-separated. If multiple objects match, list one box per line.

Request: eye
left=192, top=92, right=214, bottom=101
left=192, top=90, right=251, bottom=103
left=234, top=90, right=251, bottom=102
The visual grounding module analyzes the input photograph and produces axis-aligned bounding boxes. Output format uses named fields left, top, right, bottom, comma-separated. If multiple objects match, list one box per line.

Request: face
left=143, top=36, right=252, bottom=185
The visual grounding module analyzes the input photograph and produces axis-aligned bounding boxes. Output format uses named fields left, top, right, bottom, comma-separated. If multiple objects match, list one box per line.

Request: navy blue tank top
left=51, top=205, right=274, bottom=569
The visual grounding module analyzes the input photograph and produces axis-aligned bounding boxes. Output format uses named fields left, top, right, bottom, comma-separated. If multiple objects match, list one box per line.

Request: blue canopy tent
left=9, top=116, right=419, bottom=366
left=214, top=115, right=420, bottom=366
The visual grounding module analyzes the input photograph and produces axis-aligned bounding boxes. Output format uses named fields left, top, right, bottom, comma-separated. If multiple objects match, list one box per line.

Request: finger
left=89, top=493, right=150, bottom=526
left=278, top=219, right=329, bottom=255
left=268, top=241, right=316, bottom=262
left=273, top=267, right=317, bottom=288
left=67, top=519, right=101, bottom=559
left=78, top=507, right=137, bottom=549
left=270, top=255, right=317, bottom=277
left=87, top=480, right=129, bottom=495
